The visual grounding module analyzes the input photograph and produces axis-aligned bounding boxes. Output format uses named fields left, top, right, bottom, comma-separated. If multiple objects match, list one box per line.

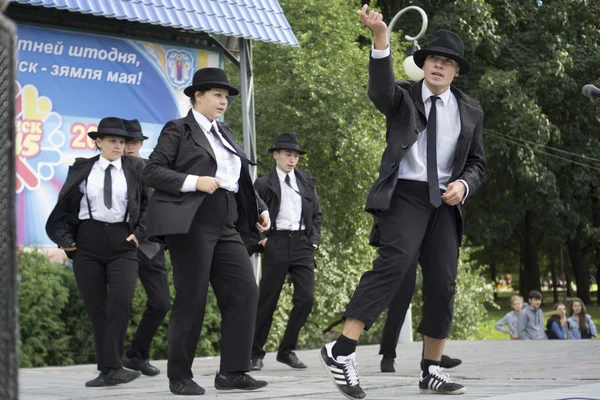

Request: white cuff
left=260, top=210, right=269, bottom=217
left=181, top=175, right=199, bottom=193
left=457, top=179, right=470, bottom=204
left=371, top=43, right=390, bottom=59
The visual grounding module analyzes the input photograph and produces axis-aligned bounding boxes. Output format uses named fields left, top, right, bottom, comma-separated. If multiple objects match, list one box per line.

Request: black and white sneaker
left=419, top=365, right=466, bottom=395
left=319, top=341, right=366, bottom=399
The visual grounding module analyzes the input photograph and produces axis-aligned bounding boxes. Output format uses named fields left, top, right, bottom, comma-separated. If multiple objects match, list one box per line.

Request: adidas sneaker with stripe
left=419, top=365, right=466, bottom=395
left=319, top=341, right=366, bottom=399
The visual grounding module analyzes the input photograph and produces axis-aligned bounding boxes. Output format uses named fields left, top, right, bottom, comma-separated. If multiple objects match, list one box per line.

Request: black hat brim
left=184, top=82, right=240, bottom=97
left=88, top=128, right=133, bottom=140
left=268, top=147, right=306, bottom=155
left=413, top=47, right=472, bottom=75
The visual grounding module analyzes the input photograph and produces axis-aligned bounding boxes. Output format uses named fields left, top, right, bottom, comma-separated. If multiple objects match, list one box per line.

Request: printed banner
left=15, top=24, right=223, bottom=246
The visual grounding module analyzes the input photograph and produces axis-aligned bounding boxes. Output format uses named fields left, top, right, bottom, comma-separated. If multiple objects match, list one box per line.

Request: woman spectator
left=568, top=298, right=597, bottom=339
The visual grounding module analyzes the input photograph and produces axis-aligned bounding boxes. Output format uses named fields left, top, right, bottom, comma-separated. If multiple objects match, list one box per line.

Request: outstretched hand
left=357, top=4, right=387, bottom=36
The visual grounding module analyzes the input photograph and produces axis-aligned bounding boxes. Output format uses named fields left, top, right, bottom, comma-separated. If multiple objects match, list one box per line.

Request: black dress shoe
left=169, top=378, right=206, bottom=395
left=104, top=367, right=141, bottom=385
left=440, top=354, right=462, bottom=369
left=214, top=372, right=268, bottom=391
left=85, top=373, right=107, bottom=387
left=276, top=352, right=307, bottom=369
left=122, top=354, right=161, bottom=376
left=380, top=356, right=395, bottom=373
left=250, top=358, right=264, bottom=371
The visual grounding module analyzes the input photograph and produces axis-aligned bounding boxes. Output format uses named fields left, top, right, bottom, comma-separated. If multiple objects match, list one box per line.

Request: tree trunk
left=519, top=211, right=540, bottom=296
left=550, top=249, right=559, bottom=304
left=490, top=260, right=498, bottom=301
left=566, top=273, right=573, bottom=298
left=567, top=237, right=592, bottom=304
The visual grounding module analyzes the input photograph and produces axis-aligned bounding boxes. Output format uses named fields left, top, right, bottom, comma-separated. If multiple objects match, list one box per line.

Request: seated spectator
left=495, top=295, right=523, bottom=339
left=517, top=290, right=546, bottom=340
left=568, top=298, right=597, bottom=339
left=546, top=303, right=569, bottom=340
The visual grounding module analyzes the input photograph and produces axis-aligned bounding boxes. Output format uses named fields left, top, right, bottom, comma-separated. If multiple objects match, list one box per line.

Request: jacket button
left=401, top=143, right=408, bottom=149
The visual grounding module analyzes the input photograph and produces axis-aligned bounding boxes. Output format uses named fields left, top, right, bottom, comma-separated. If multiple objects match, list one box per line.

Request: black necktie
left=209, top=125, right=253, bottom=164
left=104, top=164, right=113, bottom=209
left=427, top=96, right=442, bottom=208
left=285, top=174, right=301, bottom=196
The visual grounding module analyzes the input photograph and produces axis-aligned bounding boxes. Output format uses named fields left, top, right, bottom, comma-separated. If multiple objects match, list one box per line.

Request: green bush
left=18, top=250, right=73, bottom=367
left=18, top=249, right=223, bottom=367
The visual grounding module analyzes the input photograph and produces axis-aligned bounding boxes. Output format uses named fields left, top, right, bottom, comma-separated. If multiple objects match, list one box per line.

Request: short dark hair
left=528, top=290, right=542, bottom=300
left=190, top=90, right=206, bottom=106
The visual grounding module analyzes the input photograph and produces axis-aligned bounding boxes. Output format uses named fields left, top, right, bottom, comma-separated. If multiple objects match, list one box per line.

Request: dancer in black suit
left=320, top=6, right=485, bottom=398
left=120, top=119, right=170, bottom=377
left=46, top=117, right=147, bottom=387
left=250, top=133, right=322, bottom=371
left=143, top=68, right=270, bottom=396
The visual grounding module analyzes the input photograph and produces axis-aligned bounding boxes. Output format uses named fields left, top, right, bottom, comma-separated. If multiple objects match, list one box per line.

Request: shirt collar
left=99, top=155, right=122, bottom=171
left=191, top=108, right=218, bottom=133
left=421, top=81, right=452, bottom=106
left=276, top=167, right=295, bottom=183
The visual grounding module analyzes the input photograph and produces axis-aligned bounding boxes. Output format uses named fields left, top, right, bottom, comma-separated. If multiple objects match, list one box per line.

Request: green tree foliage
left=225, top=0, right=495, bottom=348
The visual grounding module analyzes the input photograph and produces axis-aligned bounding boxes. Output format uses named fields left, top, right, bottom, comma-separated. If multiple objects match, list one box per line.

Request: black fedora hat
left=413, top=30, right=472, bottom=75
left=88, top=117, right=132, bottom=140
left=123, top=119, right=149, bottom=141
left=183, top=67, right=240, bottom=97
left=268, top=133, right=306, bottom=155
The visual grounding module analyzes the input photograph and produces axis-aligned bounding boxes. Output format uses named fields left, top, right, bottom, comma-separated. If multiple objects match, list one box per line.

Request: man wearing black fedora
left=120, top=119, right=170, bottom=378
left=250, top=133, right=321, bottom=371
left=319, top=5, right=484, bottom=398
left=143, top=67, right=270, bottom=395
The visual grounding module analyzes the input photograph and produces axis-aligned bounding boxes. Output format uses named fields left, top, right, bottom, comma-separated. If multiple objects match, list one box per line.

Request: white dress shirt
left=275, top=168, right=304, bottom=231
left=371, top=44, right=470, bottom=201
left=181, top=108, right=242, bottom=193
left=78, top=156, right=129, bottom=222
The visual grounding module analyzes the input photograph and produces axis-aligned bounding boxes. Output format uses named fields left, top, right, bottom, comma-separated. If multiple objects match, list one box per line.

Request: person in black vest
left=250, top=133, right=322, bottom=371
left=320, top=6, right=485, bottom=398
left=120, top=119, right=170, bottom=376
left=143, top=67, right=270, bottom=396
left=46, top=117, right=147, bottom=387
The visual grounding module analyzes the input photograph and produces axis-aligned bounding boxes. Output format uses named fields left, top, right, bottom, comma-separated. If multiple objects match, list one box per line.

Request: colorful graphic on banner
left=15, top=24, right=222, bottom=246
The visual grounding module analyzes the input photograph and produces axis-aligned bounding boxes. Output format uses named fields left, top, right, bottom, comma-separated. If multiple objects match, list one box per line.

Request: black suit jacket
left=254, top=168, right=322, bottom=247
left=45, top=155, right=148, bottom=252
left=367, top=53, right=485, bottom=246
left=142, top=110, right=267, bottom=248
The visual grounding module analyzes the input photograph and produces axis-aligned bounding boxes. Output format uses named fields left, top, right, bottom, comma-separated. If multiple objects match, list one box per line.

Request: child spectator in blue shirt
left=495, top=295, right=523, bottom=339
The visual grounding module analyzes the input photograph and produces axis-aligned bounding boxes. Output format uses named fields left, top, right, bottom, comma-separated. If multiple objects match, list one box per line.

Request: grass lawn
left=477, top=290, right=600, bottom=340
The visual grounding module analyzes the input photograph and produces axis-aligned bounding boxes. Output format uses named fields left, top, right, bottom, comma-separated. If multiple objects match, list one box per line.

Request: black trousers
left=165, top=189, right=258, bottom=379
left=344, top=180, right=459, bottom=339
left=252, top=230, right=315, bottom=359
left=126, top=247, right=170, bottom=360
left=72, top=220, right=139, bottom=373
left=379, top=259, right=417, bottom=358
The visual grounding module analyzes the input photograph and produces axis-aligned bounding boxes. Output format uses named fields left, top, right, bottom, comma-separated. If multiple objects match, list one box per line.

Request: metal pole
left=0, top=3, right=19, bottom=398
left=239, top=38, right=261, bottom=282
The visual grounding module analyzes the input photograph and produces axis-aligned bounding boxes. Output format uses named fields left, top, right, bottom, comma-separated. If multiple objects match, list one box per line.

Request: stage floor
left=20, top=340, right=600, bottom=399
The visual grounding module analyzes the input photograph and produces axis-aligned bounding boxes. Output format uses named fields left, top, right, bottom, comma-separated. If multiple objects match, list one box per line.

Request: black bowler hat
left=123, top=119, right=149, bottom=141
left=413, top=30, right=472, bottom=75
left=88, top=117, right=132, bottom=140
left=268, top=133, right=306, bottom=155
left=183, top=67, right=240, bottom=97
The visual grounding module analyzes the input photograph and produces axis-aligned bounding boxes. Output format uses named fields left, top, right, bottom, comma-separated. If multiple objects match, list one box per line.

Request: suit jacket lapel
left=185, top=110, right=217, bottom=162
left=58, top=155, right=98, bottom=202
left=268, top=169, right=281, bottom=202
left=410, top=80, right=426, bottom=118
left=122, top=157, right=136, bottom=212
